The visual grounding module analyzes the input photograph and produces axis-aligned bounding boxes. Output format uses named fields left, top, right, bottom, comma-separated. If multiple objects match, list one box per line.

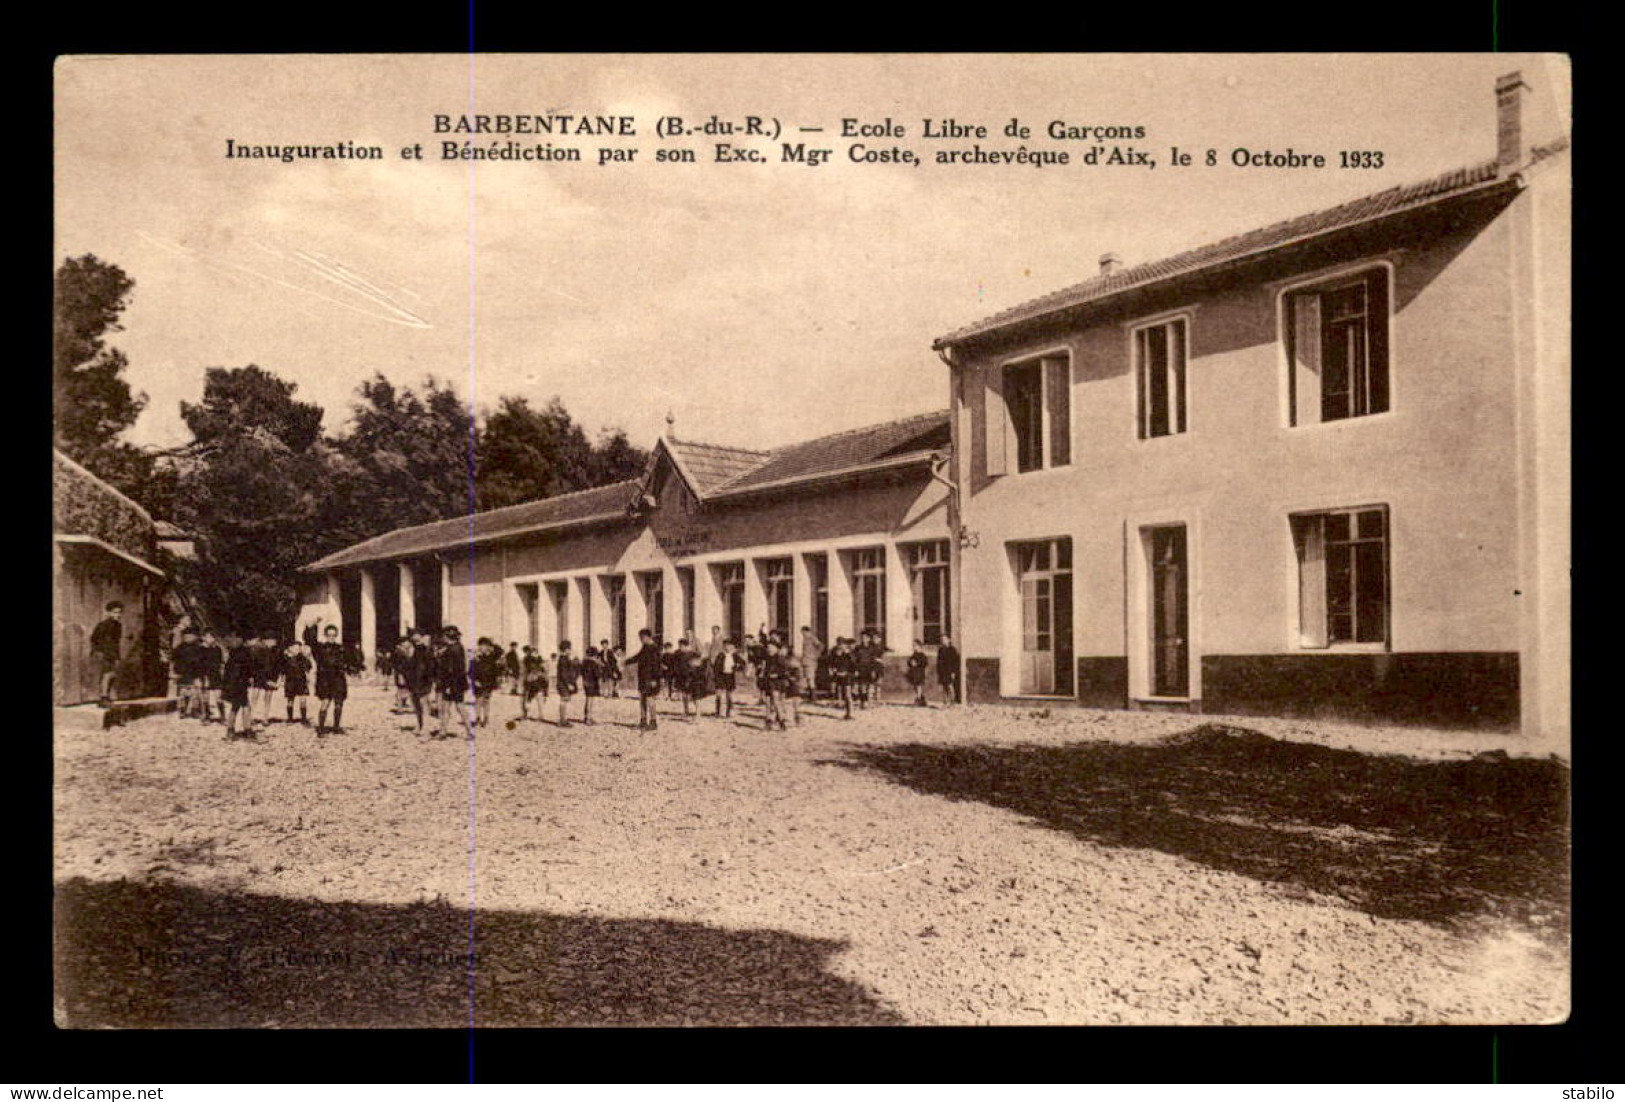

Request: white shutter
left=1291, top=293, right=1322, bottom=426
left=984, top=367, right=1008, bottom=477
left=1295, top=515, right=1328, bottom=648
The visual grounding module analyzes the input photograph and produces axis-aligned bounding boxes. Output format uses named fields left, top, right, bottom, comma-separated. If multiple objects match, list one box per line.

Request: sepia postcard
left=52, top=53, right=1571, bottom=1029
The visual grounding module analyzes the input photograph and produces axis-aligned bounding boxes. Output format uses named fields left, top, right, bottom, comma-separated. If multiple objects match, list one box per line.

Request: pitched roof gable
left=660, top=437, right=772, bottom=495
left=711, top=409, right=950, bottom=496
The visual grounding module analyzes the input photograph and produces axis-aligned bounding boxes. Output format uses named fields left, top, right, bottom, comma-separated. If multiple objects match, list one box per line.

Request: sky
left=54, top=53, right=1570, bottom=455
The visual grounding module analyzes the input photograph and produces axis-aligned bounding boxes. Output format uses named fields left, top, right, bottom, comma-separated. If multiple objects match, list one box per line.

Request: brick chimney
left=1496, top=70, right=1530, bottom=174
left=1099, top=252, right=1122, bottom=277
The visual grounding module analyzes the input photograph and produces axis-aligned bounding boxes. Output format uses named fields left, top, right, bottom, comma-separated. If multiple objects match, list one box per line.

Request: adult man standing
left=798, top=625, right=824, bottom=702
left=90, top=601, right=123, bottom=706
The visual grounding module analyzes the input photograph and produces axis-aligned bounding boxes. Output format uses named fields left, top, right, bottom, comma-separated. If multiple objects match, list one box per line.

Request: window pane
left=1034, top=543, right=1049, bottom=571
left=1008, top=362, right=1044, bottom=473
left=1055, top=539, right=1072, bottom=571
left=1324, top=512, right=1351, bottom=542
left=1047, top=357, right=1071, bottom=467
left=1322, top=316, right=1353, bottom=421
left=1326, top=542, right=1354, bottom=644
left=1144, top=326, right=1169, bottom=437
left=1354, top=540, right=1387, bottom=643
left=1357, top=510, right=1385, bottom=539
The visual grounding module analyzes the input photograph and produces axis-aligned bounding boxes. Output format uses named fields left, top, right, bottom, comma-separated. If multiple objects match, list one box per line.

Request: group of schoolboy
left=166, top=615, right=964, bottom=739
left=170, top=619, right=349, bottom=739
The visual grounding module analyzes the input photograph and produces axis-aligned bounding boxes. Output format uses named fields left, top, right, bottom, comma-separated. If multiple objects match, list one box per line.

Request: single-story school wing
left=53, top=450, right=172, bottom=705
left=300, top=411, right=954, bottom=687
left=932, top=72, right=1569, bottom=742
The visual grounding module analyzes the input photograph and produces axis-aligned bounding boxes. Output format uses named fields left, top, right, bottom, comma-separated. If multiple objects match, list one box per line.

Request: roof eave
left=708, top=450, right=940, bottom=500
left=301, top=508, right=631, bottom=573
left=932, top=174, right=1519, bottom=352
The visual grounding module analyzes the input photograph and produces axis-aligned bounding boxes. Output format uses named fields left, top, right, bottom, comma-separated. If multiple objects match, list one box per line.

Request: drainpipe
left=936, top=345, right=966, bottom=703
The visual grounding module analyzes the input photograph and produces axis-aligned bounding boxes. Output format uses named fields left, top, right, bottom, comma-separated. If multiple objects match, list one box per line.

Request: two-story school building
left=932, top=72, right=1569, bottom=740
left=300, top=412, right=954, bottom=687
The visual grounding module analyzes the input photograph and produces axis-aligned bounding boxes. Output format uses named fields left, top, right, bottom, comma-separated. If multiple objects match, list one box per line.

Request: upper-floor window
left=1133, top=316, right=1188, bottom=439
left=986, top=354, right=1071, bottom=476
left=1284, top=267, right=1390, bottom=425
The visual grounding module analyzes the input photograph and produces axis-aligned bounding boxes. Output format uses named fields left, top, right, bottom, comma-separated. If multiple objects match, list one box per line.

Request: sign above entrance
left=655, top=528, right=714, bottom=560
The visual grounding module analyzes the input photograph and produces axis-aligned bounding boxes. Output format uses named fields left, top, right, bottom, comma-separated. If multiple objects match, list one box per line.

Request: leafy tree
left=332, top=374, right=475, bottom=529
left=475, top=396, right=647, bottom=510
left=587, top=427, right=649, bottom=487
left=53, top=255, right=160, bottom=503
left=173, top=366, right=333, bottom=634
left=180, top=364, right=323, bottom=452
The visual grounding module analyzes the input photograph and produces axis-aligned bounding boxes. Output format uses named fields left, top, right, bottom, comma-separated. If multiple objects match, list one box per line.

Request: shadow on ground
left=55, top=877, right=903, bottom=1028
left=831, top=724, right=1568, bottom=928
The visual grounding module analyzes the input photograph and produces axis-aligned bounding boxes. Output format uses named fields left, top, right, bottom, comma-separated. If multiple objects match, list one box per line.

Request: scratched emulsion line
left=464, top=30, right=480, bottom=1081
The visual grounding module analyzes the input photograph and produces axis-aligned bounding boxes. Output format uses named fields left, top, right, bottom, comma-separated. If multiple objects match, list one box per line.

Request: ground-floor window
left=602, top=575, right=626, bottom=651
left=905, top=540, right=951, bottom=645
left=715, top=561, right=745, bottom=643
left=1012, top=538, right=1073, bottom=696
left=1292, top=506, right=1389, bottom=647
left=848, top=547, right=886, bottom=643
left=762, top=557, right=794, bottom=638
left=806, top=553, right=829, bottom=643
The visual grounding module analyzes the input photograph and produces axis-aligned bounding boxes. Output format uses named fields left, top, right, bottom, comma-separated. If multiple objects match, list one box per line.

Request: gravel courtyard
left=54, top=685, right=1569, bottom=1027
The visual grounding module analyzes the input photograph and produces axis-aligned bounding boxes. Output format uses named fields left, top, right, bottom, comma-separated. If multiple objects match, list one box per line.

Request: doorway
left=1014, top=539, right=1073, bottom=696
left=1148, top=525, right=1189, bottom=697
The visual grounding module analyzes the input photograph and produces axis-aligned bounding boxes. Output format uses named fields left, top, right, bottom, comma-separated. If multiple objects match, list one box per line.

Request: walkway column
left=626, top=571, right=650, bottom=642
left=663, top=566, right=683, bottom=641
left=743, top=559, right=768, bottom=639
left=549, top=581, right=571, bottom=655
left=792, top=555, right=814, bottom=638
left=828, top=550, right=855, bottom=642
left=588, top=576, right=613, bottom=650
left=694, top=562, right=722, bottom=641
left=572, top=577, right=593, bottom=649
left=885, top=542, right=914, bottom=650
left=398, top=562, right=416, bottom=634
left=359, top=567, right=377, bottom=673
left=440, top=560, right=453, bottom=632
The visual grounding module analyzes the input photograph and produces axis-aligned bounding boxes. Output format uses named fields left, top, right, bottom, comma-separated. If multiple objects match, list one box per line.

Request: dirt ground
left=54, top=683, right=1569, bottom=1027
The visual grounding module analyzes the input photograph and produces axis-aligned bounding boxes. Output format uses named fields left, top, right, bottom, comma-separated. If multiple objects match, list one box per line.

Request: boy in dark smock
left=626, top=629, right=663, bottom=730
left=436, top=626, right=470, bottom=739
left=312, top=624, right=349, bottom=734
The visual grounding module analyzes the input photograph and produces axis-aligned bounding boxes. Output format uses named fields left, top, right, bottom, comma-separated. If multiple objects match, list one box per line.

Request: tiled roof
left=664, top=438, right=772, bottom=493
left=304, top=479, right=639, bottom=571
left=711, top=409, right=950, bottom=496
left=304, top=410, right=951, bottom=571
left=933, top=152, right=1544, bottom=349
